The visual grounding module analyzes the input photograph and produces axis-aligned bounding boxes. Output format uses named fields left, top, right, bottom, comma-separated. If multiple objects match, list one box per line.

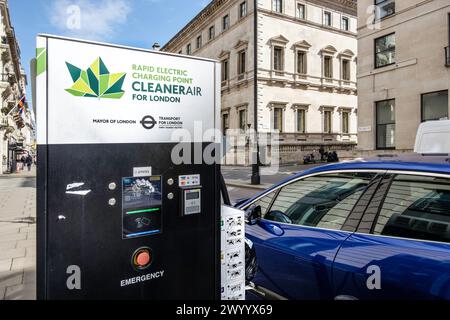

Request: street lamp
left=251, top=0, right=261, bottom=185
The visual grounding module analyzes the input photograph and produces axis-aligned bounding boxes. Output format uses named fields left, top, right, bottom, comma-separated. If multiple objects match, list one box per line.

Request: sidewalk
left=0, top=168, right=36, bottom=300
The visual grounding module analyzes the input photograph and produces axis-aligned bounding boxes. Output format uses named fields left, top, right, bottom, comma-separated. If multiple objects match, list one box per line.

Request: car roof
left=290, top=155, right=450, bottom=183
left=239, top=154, right=450, bottom=208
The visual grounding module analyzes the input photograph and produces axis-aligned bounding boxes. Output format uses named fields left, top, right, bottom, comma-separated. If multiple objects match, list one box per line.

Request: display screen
left=122, top=176, right=162, bottom=239
left=186, top=192, right=200, bottom=200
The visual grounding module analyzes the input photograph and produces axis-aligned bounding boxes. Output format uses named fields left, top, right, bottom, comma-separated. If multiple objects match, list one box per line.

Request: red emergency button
left=136, top=251, right=150, bottom=266
left=132, top=248, right=152, bottom=270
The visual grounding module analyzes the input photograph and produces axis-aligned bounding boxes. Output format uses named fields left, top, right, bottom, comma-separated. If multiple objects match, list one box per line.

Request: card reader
left=181, top=188, right=202, bottom=216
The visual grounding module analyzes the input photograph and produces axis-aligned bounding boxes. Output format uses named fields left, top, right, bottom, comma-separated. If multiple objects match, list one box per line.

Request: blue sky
left=9, top=0, right=210, bottom=109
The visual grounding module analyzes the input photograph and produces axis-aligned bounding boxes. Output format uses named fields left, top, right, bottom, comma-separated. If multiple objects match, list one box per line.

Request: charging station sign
left=36, top=35, right=220, bottom=145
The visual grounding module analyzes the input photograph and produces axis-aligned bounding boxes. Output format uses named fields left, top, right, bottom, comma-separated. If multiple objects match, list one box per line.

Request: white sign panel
left=220, top=205, right=245, bottom=301
left=358, top=126, right=372, bottom=133
left=133, top=167, right=152, bottom=177
left=37, top=35, right=220, bottom=145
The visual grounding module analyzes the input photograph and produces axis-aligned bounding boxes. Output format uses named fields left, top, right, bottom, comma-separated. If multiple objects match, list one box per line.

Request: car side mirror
left=265, top=210, right=292, bottom=225
left=245, top=205, right=262, bottom=225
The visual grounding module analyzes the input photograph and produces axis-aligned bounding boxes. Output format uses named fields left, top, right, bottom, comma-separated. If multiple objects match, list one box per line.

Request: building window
left=273, top=46, right=284, bottom=71
left=421, top=90, right=449, bottom=122
left=324, top=56, right=333, bottom=78
left=208, top=25, right=215, bottom=40
left=196, top=35, right=202, bottom=49
left=324, top=110, right=332, bottom=134
left=274, top=108, right=283, bottom=132
left=273, top=0, right=283, bottom=13
left=297, top=3, right=306, bottom=19
left=239, top=1, right=247, bottom=18
left=375, top=33, right=395, bottom=68
left=238, top=50, right=246, bottom=76
left=186, top=44, right=191, bottom=55
left=297, top=51, right=307, bottom=74
left=223, top=14, right=230, bottom=31
left=342, top=59, right=351, bottom=81
left=222, top=113, right=229, bottom=135
left=342, top=111, right=350, bottom=134
left=222, top=59, right=229, bottom=82
left=238, top=109, right=247, bottom=131
left=375, top=0, right=395, bottom=20
left=324, top=11, right=332, bottom=27
left=297, top=109, right=306, bottom=133
left=376, top=99, right=396, bottom=149
left=342, top=17, right=349, bottom=31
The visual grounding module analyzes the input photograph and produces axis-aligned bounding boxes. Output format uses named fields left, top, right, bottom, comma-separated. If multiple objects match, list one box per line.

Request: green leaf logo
left=65, top=57, right=126, bottom=99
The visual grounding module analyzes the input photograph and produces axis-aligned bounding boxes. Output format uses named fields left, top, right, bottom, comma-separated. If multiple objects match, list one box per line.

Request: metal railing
left=446, top=46, right=450, bottom=67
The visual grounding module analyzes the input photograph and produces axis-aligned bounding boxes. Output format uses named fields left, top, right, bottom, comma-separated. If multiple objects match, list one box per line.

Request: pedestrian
left=26, top=154, right=33, bottom=171
left=20, top=155, right=26, bottom=171
left=319, top=146, right=325, bottom=161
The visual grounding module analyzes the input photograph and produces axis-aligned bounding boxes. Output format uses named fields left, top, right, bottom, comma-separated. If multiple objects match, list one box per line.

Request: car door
left=333, top=172, right=450, bottom=300
left=245, top=171, right=380, bottom=300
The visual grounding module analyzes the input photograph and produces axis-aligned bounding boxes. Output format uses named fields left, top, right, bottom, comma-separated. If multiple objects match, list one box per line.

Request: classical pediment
left=234, top=40, right=249, bottom=49
left=293, top=40, right=312, bottom=50
left=321, top=45, right=338, bottom=54
left=339, top=49, right=356, bottom=57
left=320, top=105, right=337, bottom=112
left=269, top=35, right=289, bottom=45
left=218, top=50, right=230, bottom=59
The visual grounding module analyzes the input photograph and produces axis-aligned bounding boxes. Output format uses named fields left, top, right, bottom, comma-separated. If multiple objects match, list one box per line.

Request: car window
left=265, top=172, right=377, bottom=230
left=374, top=174, right=450, bottom=243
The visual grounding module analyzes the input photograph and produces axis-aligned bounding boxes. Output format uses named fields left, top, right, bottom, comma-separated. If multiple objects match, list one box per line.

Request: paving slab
left=5, top=283, right=36, bottom=300
left=0, top=259, right=11, bottom=273
left=23, top=268, right=36, bottom=285
left=0, top=223, right=28, bottom=231
left=25, top=248, right=36, bottom=258
left=0, top=232, right=27, bottom=242
left=0, top=247, right=26, bottom=260
left=0, top=241, right=18, bottom=250
left=27, top=232, right=36, bottom=240
left=0, top=227, right=21, bottom=236
left=16, top=239, right=35, bottom=249
left=0, top=270, right=23, bottom=288
left=11, top=257, right=35, bottom=271
left=19, top=226, right=36, bottom=233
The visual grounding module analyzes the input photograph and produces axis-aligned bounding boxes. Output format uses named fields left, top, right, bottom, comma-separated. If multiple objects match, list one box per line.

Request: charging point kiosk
left=35, top=35, right=222, bottom=300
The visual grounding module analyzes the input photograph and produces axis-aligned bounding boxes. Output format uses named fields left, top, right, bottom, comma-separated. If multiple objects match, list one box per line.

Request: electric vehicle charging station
left=35, top=35, right=228, bottom=300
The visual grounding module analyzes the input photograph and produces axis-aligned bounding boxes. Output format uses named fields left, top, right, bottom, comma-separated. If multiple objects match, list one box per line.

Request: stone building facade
left=0, top=0, right=34, bottom=174
left=357, top=0, right=450, bottom=153
left=163, top=0, right=358, bottom=164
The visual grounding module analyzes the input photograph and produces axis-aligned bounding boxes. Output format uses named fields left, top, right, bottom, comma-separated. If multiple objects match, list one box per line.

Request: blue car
left=239, top=155, right=450, bottom=300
